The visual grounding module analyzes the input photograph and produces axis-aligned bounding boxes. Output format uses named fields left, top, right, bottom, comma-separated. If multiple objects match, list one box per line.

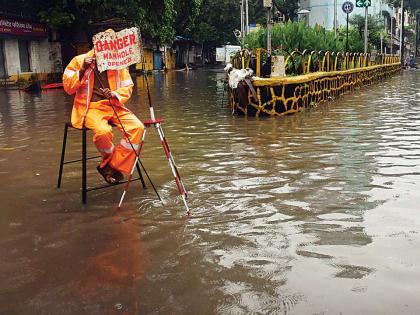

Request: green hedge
left=244, top=21, right=366, bottom=52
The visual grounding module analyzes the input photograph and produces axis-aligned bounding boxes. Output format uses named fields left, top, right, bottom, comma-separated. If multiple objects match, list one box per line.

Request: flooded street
left=1, top=70, right=420, bottom=314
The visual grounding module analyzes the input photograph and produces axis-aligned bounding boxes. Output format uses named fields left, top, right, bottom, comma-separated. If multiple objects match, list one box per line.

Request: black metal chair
left=57, top=122, right=146, bottom=204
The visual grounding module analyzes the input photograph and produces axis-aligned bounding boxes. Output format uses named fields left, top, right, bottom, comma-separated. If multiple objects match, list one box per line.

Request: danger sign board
left=93, top=27, right=141, bottom=72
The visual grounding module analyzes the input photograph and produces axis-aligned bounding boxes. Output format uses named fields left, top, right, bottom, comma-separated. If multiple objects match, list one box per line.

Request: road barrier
left=228, top=49, right=401, bottom=116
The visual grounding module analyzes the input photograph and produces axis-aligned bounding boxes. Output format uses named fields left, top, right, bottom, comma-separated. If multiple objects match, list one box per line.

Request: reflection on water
left=0, top=70, right=420, bottom=314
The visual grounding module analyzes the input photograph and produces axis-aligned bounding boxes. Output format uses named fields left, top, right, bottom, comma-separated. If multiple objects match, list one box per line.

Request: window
left=18, top=40, right=31, bottom=72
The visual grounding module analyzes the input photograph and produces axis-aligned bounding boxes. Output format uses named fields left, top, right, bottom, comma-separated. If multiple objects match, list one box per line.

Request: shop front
left=0, top=17, right=62, bottom=83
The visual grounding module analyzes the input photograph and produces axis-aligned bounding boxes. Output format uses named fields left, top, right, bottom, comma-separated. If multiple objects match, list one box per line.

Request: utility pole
left=399, top=0, right=404, bottom=63
left=416, top=12, right=419, bottom=58
left=381, top=0, right=386, bottom=55
left=356, top=0, right=370, bottom=53
left=346, top=12, right=349, bottom=51
left=381, top=33, right=383, bottom=54
left=245, top=0, right=249, bottom=35
left=364, top=6, right=368, bottom=54
left=342, top=1, right=354, bottom=52
left=334, top=0, right=338, bottom=37
left=390, top=10, right=393, bottom=55
left=264, top=0, right=273, bottom=54
left=240, top=0, right=244, bottom=47
left=267, top=7, right=272, bottom=54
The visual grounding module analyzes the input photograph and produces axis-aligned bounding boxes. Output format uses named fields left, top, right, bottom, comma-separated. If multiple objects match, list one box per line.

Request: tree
left=349, top=14, right=389, bottom=51
left=190, top=0, right=241, bottom=45
left=180, top=0, right=299, bottom=47
left=273, top=0, right=299, bottom=21
left=386, top=0, right=419, bottom=11
left=174, top=0, right=202, bottom=36
left=15, top=0, right=177, bottom=44
left=10, top=0, right=300, bottom=48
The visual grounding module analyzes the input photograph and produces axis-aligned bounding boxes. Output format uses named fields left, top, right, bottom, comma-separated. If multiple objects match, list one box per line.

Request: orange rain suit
left=63, top=49, right=144, bottom=174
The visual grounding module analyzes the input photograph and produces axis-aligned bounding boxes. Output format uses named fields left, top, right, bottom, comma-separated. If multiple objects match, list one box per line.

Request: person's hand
left=82, top=56, right=96, bottom=70
left=100, top=88, right=113, bottom=99
left=79, top=56, right=95, bottom=80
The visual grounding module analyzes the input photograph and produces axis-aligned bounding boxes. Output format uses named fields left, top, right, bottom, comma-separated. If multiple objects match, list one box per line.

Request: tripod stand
left=118, top=116, right=190, bottom=215
left=90, top=65, right=190, bottom=215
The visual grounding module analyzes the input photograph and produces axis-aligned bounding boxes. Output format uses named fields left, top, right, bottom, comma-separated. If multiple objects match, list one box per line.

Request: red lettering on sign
left=94, top=28, right=140, bottom=71
left=110, top=39, right=117, bottom=50
left=117, top=38, right=123, bottom=49
left=95, top=41, right=103, bottom=52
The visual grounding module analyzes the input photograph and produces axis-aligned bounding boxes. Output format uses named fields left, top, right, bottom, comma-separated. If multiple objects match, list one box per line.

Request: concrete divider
left=228, top=62, right=401, bottom=117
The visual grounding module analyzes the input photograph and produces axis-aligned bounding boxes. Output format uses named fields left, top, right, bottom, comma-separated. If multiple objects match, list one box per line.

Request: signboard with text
left=0, top=18, right=47, bottom=37
left=216, top=47, right=225, bottom=62
left=93, top=27, right=141, bottom=72
left=356, top=0, right=371, bottom=7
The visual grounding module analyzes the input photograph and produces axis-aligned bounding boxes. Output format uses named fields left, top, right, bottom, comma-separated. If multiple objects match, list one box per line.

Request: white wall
left=30, top=40, right=42, bottom=73
left=2, top=38, right=62, bottom=76
left=30, top=39, right=62, bottom=73
left=4, top=39, right=20, bottom=75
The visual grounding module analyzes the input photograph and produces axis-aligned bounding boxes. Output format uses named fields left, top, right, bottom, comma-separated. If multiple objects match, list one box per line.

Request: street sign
left=356, top=0, right=371, bottom=7
left=342, top=1, right=354, bottom=14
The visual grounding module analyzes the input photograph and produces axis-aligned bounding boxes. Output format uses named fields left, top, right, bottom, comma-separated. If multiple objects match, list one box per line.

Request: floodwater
left=0, top=69, right=419, bottom=314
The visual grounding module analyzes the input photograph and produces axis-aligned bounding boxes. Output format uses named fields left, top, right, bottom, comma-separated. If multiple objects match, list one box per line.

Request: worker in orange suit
left=63, top=44, right=144, bottom=184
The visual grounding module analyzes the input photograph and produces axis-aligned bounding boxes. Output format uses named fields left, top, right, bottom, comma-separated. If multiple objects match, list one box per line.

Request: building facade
left=391, top=6, right=417, bottom=57
left=297, top=0, right=417, bottom=56
left=298, top=0, right=391, bottom=30
left=0, top=16, right=62, bottom=83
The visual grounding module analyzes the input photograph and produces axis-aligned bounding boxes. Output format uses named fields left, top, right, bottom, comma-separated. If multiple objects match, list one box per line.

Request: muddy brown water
left=0, top=70, right=419, bottom=314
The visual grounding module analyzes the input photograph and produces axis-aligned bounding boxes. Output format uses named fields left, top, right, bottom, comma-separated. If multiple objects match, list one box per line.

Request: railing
left=231, top=49, right=400, bottom=77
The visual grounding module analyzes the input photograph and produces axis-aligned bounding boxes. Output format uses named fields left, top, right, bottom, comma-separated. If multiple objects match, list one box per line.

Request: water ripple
left=1, top=71, right=420, bottom=314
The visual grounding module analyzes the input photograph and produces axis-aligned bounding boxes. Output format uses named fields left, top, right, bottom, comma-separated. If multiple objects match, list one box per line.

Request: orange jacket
left=63, top=49, right=134, bottom=129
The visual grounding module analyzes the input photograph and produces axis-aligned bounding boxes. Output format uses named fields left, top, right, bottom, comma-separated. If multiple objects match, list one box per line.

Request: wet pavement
left=0, top=69, right=420, bottom=314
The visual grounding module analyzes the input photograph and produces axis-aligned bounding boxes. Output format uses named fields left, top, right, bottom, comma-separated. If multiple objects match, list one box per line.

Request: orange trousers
left=84, top=101, right=144, bottom=174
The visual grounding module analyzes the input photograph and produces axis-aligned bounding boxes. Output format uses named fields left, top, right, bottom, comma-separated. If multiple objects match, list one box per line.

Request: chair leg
left=82, top=126, right=87, bottom=204
left=57, top=123, right=69, bottom=188
left=136, top=161, right=147, bottom=189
